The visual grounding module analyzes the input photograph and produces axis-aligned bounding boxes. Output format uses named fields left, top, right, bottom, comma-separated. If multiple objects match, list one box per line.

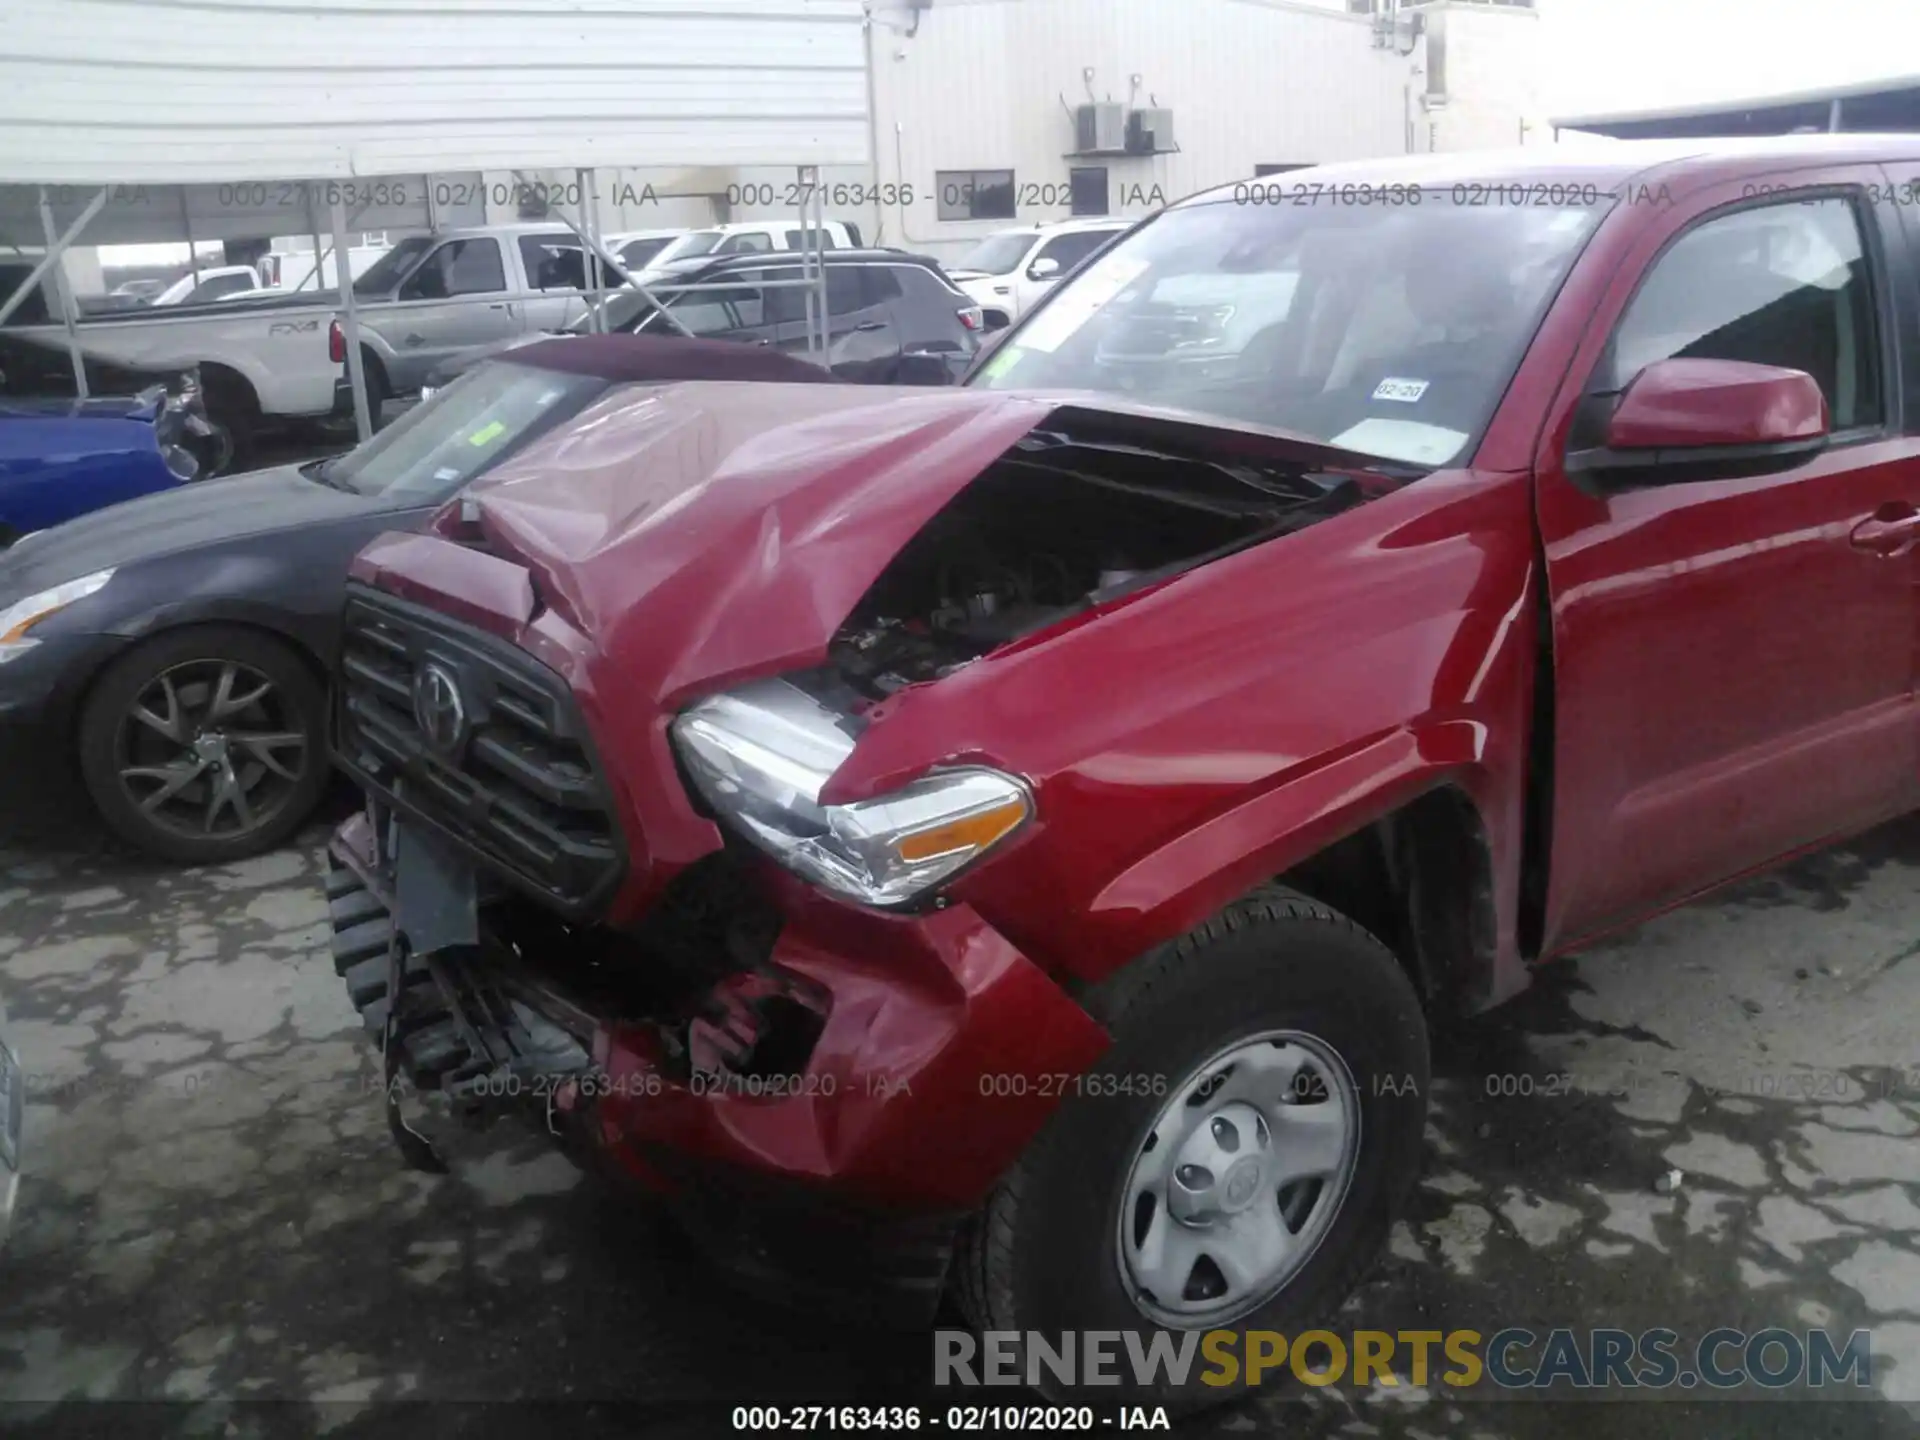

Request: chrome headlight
left=0, top=570, right=115, bottom=664
left=672, top=677, right=1032, bottom=908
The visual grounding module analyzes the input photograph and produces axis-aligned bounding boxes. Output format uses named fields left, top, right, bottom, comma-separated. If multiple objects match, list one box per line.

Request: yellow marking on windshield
left=468, top=419, right=507, bottom=447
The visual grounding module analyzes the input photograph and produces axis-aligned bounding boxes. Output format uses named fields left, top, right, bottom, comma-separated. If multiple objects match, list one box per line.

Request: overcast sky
left=1540, top=0, right=1920, bottom=117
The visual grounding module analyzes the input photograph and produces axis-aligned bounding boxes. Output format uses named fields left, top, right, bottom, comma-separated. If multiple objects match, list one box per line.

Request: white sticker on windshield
left=1016, top=254, right=1152, bottom=354
left=433, top=466, right=461, bottom=481
left=1332, top=418, right=1469, bottom=466
left=1373, top=377, right=1430, bottom=403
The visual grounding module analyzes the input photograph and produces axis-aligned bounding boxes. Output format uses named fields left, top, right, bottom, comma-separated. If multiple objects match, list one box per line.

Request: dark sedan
left=400, top=249, right=983, bottom=401
left=0, top=334, right=830, bottom=864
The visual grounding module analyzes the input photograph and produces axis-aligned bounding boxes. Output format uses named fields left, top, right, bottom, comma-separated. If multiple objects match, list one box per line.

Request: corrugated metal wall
left=868, top=0, right=1424, bottom=254
left=0, top=0, right=871, bottom=184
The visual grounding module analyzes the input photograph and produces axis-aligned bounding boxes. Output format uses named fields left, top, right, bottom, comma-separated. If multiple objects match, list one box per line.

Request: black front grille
left=333, top=584, right=624, bottom=916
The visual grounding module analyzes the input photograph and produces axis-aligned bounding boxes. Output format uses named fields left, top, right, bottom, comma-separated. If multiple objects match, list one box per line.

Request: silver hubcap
left=1114, top=1030, right=1361, bottom=1327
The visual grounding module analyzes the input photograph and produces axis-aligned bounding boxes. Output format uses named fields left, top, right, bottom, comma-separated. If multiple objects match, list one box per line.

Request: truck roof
left=1181, top=134, right=1920, bottom=209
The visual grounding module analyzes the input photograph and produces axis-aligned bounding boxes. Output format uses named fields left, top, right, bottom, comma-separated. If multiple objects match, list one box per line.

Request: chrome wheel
left=113, top=658, right=310, bottom=841
left=1115, top=1030, right=1361, bottom=1327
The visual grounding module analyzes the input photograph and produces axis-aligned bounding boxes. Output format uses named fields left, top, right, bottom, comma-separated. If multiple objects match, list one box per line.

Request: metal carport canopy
left=0, top=0, right=871, bottom=187
left=0, top=0, right=870, bottom=426
left=1554, top=73, right=1920, bottom=140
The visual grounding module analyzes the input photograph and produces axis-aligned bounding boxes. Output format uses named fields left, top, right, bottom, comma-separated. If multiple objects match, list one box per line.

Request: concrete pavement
left=2, top=802, right=1919, bottom=1438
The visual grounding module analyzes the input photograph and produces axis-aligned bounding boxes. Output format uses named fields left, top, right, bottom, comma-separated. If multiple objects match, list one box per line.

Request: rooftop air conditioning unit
left=1075, top=102, right=1127, bottom=154
left=1127, top=108, right=1175, bottom=155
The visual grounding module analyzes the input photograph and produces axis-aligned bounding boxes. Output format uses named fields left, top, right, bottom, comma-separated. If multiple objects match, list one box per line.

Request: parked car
left=413, top=249, right=982, bottom=394
left=331, top=223, right=641, bottom=413
left=2, top=224, right=630, bottom=467
left=947, top=217, right=1133, bottom=329
left=110, top=278, right=167, bottom=304
left=0, top=335, right=830, bottom=864
left=150, top=266, right=265, bottom=307
left=1, top=384, right=223, bottom=547
left=324, top=135, right=1920, bottom=1405
left=628, top=219, right=863, bottom=283
left=604, top=228, right=688, bottom=270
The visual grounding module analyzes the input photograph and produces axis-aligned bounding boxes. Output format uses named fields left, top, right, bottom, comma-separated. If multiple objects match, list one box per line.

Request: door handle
left=853, top=321, right=885, bottom=333
left=1850, top=504, right=1920, bottom=556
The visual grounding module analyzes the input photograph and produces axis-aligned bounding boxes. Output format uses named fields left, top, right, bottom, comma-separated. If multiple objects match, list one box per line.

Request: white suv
left=630, top=220, right=862, bottom=283
left=947, top=218, right=1133, bottom=328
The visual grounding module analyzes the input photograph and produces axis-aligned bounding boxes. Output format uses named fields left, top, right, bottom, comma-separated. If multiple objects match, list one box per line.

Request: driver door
left=1535, top=171, right=1920, bottom=953
left=389, top=237, right=522, bottom=390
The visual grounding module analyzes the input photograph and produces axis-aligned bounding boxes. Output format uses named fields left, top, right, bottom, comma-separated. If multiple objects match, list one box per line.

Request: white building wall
left=0, top=0, right=870, bottom=185
left=864, top=0, right=1425, bottom=260
left=1413, top=2, right=1544, bottom=152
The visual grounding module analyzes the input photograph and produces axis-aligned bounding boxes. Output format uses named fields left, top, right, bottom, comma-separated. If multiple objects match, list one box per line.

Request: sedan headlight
left=672, top=677, right=1032, bottom=907
left=0, top=570, right=115, bottom=664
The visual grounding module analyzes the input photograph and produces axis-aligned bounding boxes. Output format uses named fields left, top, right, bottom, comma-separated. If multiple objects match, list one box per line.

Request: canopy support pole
left=334, top=195, right=374, bottom=443
left=37, top=187, right=89, bottom=398
left=0, top=186, right=106, bottom=329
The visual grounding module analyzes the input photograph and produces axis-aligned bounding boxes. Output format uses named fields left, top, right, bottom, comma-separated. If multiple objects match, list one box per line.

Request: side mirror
left=1027, top=256, right=1062, bottom=282
left=1567, top=358, right=1830, bottom=485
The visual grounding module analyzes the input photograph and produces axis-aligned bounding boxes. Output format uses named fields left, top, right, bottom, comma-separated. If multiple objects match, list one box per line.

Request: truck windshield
left=321, top=361, right=614, bottom=502
left=957, top=232, right=1040, bottom=275
left=652, top=230, right=725, bottom=265
left=970, top=191, right=1610, bottom=468
left=351, top=236, right=436, bottom=297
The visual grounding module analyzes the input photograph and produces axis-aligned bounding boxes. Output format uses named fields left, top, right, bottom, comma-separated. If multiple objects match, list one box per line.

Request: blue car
left=0, top=387, right=220, bottom=547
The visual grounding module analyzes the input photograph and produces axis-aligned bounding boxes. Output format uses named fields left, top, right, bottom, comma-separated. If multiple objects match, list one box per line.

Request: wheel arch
left=69, top=610, right=331, bottom=765
left=1076, top=722, right=1504, bottom=1017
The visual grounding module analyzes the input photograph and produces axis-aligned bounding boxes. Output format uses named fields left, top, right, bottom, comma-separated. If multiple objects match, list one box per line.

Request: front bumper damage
left=326, top=808, right=1108, bottom=1322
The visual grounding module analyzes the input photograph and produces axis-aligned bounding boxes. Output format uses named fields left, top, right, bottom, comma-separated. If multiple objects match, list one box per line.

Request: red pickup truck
left=324, top=136, right=1920, bottom=1404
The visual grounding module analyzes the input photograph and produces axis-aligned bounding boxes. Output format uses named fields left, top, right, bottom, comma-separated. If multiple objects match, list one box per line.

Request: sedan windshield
left=322, top=361, right=615, bottom=503
left=970, top=192, right=1609, bottom=467
left=957, top=232, right=1039, bottom=275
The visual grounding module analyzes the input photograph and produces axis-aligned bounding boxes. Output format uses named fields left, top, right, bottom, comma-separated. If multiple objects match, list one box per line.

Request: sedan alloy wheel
left=115, top=658, right=309, bottom=840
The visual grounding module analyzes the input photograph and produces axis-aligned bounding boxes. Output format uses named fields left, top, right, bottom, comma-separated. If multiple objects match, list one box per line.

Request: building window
left=1069, top=167, right=1110, bottom=217
left=937, top=170, right=1016, bottom=222
left=1255, top=163, right=1312, bottom=176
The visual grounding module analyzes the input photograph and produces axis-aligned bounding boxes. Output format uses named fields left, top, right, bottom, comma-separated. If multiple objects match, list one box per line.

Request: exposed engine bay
left=828, top=416, right=1375, bottom=699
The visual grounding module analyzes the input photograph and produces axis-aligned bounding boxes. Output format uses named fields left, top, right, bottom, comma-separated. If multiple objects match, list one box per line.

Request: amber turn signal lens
left=893, top=797, right=1029, bottom=863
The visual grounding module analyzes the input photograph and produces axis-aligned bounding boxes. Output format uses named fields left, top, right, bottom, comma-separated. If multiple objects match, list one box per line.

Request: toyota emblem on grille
left=412, top=662, right=467, bottom=755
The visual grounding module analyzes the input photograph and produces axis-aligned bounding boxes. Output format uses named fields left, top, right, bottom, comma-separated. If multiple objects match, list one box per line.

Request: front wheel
left=955, top=888, right=1429, bottom=1410
left=77, top=627, right=331, bottom=865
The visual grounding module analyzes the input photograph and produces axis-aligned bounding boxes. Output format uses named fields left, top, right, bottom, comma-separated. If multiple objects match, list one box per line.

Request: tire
left=77, top=626, right=331, bottom=866
left=201, top=367, right=260, bottom=473
left=953, top=887, right=1429, bottom=1411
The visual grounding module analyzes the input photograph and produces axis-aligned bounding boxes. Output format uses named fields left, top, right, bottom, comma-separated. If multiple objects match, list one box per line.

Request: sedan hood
left=0, top=463, right=379, bottom=594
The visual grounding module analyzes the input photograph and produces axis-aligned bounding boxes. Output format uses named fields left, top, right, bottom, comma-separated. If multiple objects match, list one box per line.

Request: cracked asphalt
left=3, top=784, right=1920, bottom=1439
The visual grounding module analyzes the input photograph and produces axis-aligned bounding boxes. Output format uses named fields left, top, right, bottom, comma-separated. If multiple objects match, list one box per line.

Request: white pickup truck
left=0, top=223, right=627, bottom=462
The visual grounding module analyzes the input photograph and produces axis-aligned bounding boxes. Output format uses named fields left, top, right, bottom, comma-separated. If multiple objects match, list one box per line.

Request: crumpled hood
left=346, top=377, right=1399, bottom=922
left=437, top=380, right=1058, bottom=704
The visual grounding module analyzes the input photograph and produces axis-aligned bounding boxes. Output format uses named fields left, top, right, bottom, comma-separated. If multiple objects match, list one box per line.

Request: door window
left=401, top=238, right=507, bottom=299
left=518, top=236, right=586, bottom=291
left=1033, top=229, right=1120, bottom=276
left=717, top=231, right=775, bottom=255
left=758, top=268, right=862, bottom=323
left=1602, top=197, right=1883, bottom=431
left=783, top=228, right=839, bottom=250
